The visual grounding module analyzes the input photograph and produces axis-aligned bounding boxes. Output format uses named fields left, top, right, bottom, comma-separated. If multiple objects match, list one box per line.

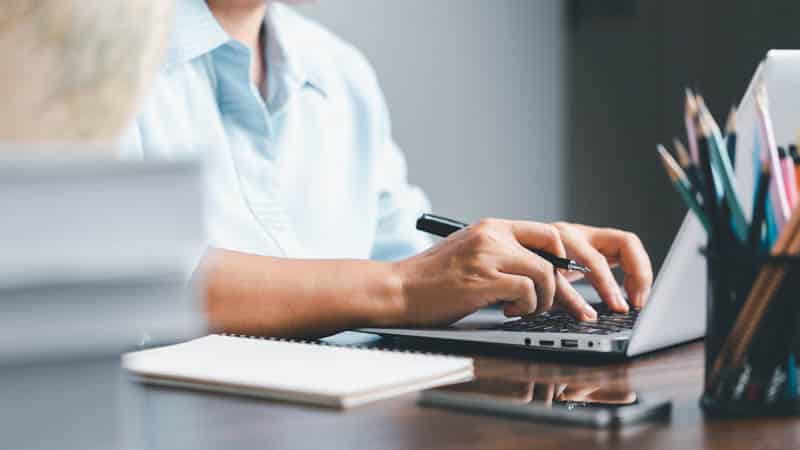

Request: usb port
left=561, top=339, right=579, bottom=348
left=538, top=340, right=555, bottom=347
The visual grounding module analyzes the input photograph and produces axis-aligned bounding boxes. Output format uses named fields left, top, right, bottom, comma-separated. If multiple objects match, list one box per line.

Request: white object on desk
left=0, top=153, right=206, bottom=365
left=123, top=334, right=474, bottom=408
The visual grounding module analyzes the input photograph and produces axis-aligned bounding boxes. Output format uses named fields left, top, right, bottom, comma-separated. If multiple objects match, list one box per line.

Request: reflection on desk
left=9, top=337, right=800, bottom=450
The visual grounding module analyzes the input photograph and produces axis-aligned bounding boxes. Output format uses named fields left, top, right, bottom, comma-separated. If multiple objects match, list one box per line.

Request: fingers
left=611, top=232, right=653, bottom=309
left=554, top=383, right=569, bottom=400
left=559, top=385, right=602, bottom=402
left=556, top=225, right=629, bottom=313
left=490, top=273, right=538, bottom=317
left=463, top=219, right=568, bottom=315
left=583, top=387, right=638, bottom=405
left=553, top=272, right=597, bottom=321
left=585, top=228, right=653, bottom=309
left=499, top=250, right=556, bottom=315
left=510, top=221, right=567, bottom=258
left=532, top=383, right=556, bottom=405
left=563, top=271, right=586, bottom=283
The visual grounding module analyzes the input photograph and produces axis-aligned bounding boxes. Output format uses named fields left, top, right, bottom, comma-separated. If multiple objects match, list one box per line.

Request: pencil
left=778, top=146, right=798, bottom=210
left=657, top=144, right=710, bottom=233
left=697, top=101, right=748, bottom=242
left=695, top=97, right=724, bottom=199
left=725, top=107, right=737, bottom=170
left=787, top=354, right=798, bottom=400
left=673, top=137, right=703, bottom=200
left=697, top=119, right=723, bottom=244
left=779, top=146, right=799, bottom=210
left=710, top=205, right=800, bottom=384
left=685, top=88, right=701, bottom=165
left=673, top=137, right=692, bottom=169
left=755, top=85, right=792, bottom=229
left=791, top=144, right=800, bottom=196
left=749, top=161, right=771, bottom=250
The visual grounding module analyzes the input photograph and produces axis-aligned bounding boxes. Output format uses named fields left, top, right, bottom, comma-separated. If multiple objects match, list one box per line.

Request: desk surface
left=129, top=338, right=800, bottom=450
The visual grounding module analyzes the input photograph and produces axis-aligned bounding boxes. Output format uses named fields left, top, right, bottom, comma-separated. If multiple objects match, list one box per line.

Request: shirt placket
left=215, top=43, right=303, bottom=258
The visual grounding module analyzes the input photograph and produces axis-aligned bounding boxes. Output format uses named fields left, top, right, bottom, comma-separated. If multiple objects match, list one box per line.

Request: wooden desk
left=130, top=338, right=800, bottom=450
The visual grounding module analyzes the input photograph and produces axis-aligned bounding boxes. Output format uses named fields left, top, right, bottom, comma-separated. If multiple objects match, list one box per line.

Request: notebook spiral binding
left=220, top=333, right=461, bottom=359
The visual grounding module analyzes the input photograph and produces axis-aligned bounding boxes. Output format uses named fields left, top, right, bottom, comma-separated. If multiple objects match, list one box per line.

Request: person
left=121, top=0, right=653, bottom=338
left=0, top=1, right=171, bottom=144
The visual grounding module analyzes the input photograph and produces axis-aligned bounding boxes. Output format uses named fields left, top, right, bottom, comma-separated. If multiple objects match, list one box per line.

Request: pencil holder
left=701, top=245, right=800, bottom=417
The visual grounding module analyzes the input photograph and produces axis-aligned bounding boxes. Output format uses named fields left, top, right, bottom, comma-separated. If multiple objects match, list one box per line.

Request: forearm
left=198, top=248, right=406, bottom=338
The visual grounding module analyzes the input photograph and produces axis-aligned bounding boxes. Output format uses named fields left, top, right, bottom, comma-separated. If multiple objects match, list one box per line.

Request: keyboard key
left=497, top=305, right=639, bottom=335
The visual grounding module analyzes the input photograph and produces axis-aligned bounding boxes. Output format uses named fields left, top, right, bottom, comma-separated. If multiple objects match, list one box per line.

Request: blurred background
left=300, top=0, right=800, bottom=269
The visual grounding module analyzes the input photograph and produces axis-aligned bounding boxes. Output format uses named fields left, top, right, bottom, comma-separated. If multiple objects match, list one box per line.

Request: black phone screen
left=431, top=378, right=639, bottom=410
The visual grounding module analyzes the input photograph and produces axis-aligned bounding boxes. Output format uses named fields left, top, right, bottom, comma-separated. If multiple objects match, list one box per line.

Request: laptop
left=362, top=50, right=800, bottom=357
left=362, top=214, right=705, bottom=357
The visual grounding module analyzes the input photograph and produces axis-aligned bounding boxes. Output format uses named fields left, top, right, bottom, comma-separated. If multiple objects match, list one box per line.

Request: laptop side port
left=560, top=339, right=579, bottom=348
left=538, top=340, right=555, bottom=347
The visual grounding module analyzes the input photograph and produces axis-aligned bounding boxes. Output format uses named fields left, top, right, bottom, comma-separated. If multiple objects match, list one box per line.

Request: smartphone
left=419, top=379, right=671, bottom=428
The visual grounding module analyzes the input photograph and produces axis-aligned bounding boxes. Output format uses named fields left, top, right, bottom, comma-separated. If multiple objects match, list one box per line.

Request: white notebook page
left=123, top=334, right=473, bottom=407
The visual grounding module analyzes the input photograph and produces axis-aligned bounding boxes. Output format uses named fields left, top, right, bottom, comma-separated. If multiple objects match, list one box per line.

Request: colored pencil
left=780, top=146, right=799, bottom=210
left=749, top=161, right=771, bottom=250
left=697, top=99, right=748, bottom=242
left=697, top=119, right=723, bottom=246
left=673, top=137, right=692, bottom=169
left=755, top=86, right=792, bottom=230
left=725, top=107, right=737, bottom=170
left=755, top=86, right=791, bottom=230
left=777, top=146, right=799, bottom=210
left=685, top=89, right=701, bottom=165
left=657, top=144, right=710, bottom=233
left=791, top=144, right=800, bottom=196
left=673, top=137, right=703, bottom=200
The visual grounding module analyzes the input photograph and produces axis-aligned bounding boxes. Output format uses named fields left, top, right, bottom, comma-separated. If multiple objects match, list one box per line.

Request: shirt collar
left=265, top=3, right=328, bottom=98
left=165, top=0, right=327, bottom=97
left=165, top=0, right=229, bottom=70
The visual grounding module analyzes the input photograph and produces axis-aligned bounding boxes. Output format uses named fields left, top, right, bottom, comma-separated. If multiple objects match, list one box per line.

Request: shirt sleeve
left=369, top=96, right=433, bottom=261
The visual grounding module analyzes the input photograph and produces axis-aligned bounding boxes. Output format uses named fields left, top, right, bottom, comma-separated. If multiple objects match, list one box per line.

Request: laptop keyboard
left=496, top=304, right=639, bottom=335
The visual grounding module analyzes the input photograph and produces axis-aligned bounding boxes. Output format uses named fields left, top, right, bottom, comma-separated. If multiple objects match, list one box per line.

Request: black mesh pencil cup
left=701, top=246, right=800, bottom=417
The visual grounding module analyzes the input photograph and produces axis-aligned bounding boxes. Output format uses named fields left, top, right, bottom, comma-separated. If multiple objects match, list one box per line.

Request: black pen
left=416, top=214, right=591, bottom=273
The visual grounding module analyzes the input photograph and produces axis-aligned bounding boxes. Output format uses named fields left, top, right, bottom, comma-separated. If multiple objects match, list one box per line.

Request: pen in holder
left=701, top=244, right=800, bottom=416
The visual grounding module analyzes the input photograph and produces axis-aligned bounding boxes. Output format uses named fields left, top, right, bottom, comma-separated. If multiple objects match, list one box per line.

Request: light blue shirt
left=121, top=0, right=431, bottom=261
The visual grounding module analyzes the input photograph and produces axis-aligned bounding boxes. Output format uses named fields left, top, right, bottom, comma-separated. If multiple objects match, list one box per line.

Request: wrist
left=362, top=260, right=409, bottom=327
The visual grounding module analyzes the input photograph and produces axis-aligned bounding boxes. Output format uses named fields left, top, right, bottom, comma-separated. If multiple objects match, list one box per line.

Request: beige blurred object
left=0, top=1, right=173, bottom=145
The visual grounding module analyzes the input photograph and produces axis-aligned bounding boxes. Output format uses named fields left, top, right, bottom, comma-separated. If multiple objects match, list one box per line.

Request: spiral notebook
left=122, top=334, right=474, bottom=408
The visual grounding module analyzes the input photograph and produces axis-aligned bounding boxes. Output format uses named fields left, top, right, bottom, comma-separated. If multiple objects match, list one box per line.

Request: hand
left=520, top=382, right=637, bottom=406
left=557, top=384, right=638, bottom=405
left=391, top=218, right=598, bottom=326
left=553, top=222, right=653, bottom=312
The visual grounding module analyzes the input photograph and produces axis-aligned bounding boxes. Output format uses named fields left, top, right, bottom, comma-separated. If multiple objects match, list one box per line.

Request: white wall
left=297, top=0, right=567, bottom=223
